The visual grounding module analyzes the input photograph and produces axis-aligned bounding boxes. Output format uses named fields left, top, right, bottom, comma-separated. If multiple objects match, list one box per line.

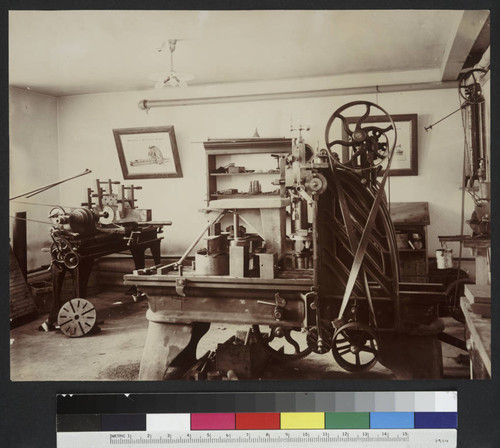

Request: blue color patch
left=414, top=412, right=458, bottom=428
left=370, top=412, right=414, bottom=429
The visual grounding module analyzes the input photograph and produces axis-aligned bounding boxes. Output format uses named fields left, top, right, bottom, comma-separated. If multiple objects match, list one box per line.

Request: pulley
left=458, top=68, right=487, bottom=104
left=99, top=205, right=116, bottom=225
left=57, top=298, right=97, bottom=337
left=68, top=208, right=98, bottom=234
left=324, top=100, right=396, bottom=172
left=304, top=173, right=327, bottom=195
left=50, top=237, right=80, bottom=269
left=331, top=322, right=378, bottom=372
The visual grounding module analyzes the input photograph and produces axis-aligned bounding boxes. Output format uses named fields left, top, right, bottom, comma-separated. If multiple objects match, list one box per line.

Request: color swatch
left=57, top=392, right=458, bottom=432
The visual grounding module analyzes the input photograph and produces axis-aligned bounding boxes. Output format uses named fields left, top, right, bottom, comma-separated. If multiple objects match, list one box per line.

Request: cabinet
left=390, top=202, right=430, bottom=283
left=203, top=138, right=292, bottom=209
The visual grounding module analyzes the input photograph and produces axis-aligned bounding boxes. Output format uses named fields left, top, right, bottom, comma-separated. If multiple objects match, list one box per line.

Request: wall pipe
left=138, top=80, right=458, bottom=110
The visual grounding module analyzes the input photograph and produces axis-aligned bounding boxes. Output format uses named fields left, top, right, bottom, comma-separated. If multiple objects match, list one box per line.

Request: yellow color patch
left=280, top=412, right=325, bottom=429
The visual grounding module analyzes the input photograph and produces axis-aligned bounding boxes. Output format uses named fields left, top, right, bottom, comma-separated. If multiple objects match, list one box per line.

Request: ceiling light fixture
left=150, top=39, right=194, bottom=88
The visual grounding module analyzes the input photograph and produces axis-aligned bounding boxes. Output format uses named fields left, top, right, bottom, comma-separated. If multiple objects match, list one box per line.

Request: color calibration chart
left=57, top=391, right=457, bottom=447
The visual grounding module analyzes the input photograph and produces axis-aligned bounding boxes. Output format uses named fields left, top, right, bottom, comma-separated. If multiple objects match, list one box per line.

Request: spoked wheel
left=324, top=100, right=396, bottom=171
left=458, top=68, right=487, bottom=104
left=332, top=322, right=379, bottom=372
left=57, top=298, right=97, bottom=337
left=252, top=325, right=312, bottom=362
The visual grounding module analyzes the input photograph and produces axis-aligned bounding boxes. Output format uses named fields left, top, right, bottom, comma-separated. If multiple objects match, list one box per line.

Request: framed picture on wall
left=113, top=126, right=183, bottom=179
left=342, top=114, right=418, bottom=176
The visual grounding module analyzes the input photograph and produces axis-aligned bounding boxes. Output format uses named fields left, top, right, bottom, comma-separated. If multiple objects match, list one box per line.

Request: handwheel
left=331, top=322, right=378, bottom=372
left=57, top=298, right=97, bottom=337
left=458, top=68, right=487, bottom=104
left=324, top=101, right=396, bottom=170
left=48, top=206, right=66, bottom=225
left=252, top=325, right=312, bottom=362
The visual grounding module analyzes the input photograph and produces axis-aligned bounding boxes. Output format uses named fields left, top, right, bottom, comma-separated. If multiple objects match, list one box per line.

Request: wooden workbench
left=461, top=295, right=491, bottom=379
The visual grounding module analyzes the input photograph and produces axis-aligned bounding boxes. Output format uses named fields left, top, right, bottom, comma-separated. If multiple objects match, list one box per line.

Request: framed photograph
left=342, top=114, right=418, bottom=176
left=113, top=126, right=183, bottom=179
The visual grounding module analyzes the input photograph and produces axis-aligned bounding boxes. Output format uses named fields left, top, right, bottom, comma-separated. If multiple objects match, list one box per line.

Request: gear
left=252, top=325, right=312, bottom=362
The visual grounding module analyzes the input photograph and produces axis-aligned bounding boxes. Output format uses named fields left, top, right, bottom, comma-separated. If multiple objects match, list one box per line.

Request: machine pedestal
left=139, top=320, right=210, bottom=380
left=377, top=319, right=445, bottom=379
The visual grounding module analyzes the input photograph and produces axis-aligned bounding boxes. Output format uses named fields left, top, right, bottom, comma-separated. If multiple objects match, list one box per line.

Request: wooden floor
left=10, top=284, right=470, bottom=381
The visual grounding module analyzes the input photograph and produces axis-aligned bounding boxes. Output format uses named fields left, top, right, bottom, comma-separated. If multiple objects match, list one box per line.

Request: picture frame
left=342, top=113, right=418, bottom=176
left=113, top=126, right=183, bottom=179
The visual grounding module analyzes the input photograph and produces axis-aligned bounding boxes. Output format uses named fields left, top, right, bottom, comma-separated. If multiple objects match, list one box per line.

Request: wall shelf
left=390, top=201, right=430, bottom=283
left=204, top=138, right=292, bottom=207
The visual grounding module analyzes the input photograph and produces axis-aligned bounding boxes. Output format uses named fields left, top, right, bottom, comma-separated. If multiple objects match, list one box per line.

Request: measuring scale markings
left=57, top=429, right=457, bottom=447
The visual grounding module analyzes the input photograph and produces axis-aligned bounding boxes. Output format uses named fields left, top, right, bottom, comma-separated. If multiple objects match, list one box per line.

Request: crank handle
left=257, top=300, right=275, bottom=307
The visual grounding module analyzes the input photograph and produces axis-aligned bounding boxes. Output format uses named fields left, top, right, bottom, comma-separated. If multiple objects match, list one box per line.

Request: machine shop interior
left=8, top=10, right=491, bottom=381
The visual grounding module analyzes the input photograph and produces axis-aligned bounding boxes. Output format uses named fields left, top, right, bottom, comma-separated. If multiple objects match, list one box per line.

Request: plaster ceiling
left=8, top=10, right=488, bottom=97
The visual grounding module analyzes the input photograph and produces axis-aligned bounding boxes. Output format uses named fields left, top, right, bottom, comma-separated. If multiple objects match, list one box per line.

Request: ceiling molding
left=440, top=10, right=490, bottom=81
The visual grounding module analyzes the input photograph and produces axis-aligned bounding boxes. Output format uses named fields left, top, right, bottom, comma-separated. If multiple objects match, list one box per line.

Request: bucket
left=436, top=248, right=453, bottom=269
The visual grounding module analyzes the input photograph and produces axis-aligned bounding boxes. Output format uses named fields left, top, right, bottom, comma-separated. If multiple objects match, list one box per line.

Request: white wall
left=55, top=85, right=473, bottom=258
left=9, top=87, right=59, bottom=269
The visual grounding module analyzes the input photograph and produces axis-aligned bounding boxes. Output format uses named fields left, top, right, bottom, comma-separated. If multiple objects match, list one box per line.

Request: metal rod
left=138, top=81, right=458, bottom=110
left=424, top=104, right=467, bottom=131
left=232, top=211, right=240, bottom=240
left=175, top=210, right=226, bottom=267
left=10, top=169, right=92, bottom=201
left=139, top=221, right=173, bottom=226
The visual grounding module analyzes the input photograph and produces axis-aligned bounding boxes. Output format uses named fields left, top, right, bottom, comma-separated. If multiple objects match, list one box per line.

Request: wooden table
left=461, top=296, right=491, bottom=379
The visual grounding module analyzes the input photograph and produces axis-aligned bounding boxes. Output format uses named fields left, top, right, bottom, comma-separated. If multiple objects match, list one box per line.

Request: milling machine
left=125, top=101, right=445, bottom=379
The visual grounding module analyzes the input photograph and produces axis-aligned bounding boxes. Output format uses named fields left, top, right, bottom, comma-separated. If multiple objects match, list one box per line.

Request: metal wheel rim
left=331, top=322, right=378, bottom=372
left=324, top=100, right=396, bottom=172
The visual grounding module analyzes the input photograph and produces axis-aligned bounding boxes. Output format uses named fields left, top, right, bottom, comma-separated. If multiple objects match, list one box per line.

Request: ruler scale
left=57, top=392, right=457, bottom=448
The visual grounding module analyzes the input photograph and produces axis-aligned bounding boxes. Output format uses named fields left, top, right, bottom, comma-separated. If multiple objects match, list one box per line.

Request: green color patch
left=325, top=412, right=370, bottom=429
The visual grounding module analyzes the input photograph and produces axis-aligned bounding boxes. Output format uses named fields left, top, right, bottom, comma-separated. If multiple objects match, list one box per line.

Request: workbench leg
left=130, top=247, right=146, bottom=270
left=47, top=265, right=66, bottom=326
left=139, top=322, right=201, bottom=380
left=149, top=240, right=162, bottom=265
left=76, top=258, right=94, bottom=298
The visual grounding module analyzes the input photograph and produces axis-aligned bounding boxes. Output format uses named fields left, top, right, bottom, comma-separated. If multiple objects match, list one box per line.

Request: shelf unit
left=203, top=138, right=293, bottom=209
left=390, top=201, right=430, bottom=283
